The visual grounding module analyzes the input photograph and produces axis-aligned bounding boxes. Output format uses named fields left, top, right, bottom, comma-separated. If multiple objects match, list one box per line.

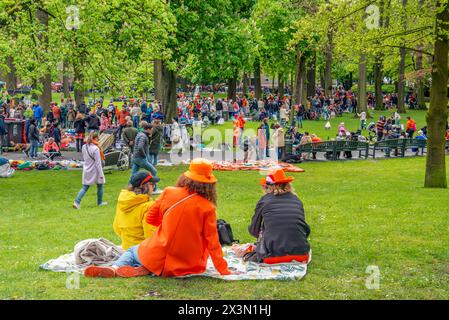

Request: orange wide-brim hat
left=184, top=158, right=217, bottom=184
left=260, top=168, right=294, bottom=186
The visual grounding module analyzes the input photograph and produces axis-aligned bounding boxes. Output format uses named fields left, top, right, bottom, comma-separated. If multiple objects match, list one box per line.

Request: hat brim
left=260, top=176, right=294, bottom=186
left=184, top=171, right=217, bottom=184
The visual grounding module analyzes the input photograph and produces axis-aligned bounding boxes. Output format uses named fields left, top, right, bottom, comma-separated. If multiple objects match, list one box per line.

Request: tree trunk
left=36, top=8, right=52, bottom=112
left=154, top=59, right=164, bottom=102
left=424, top=0, right=449, bottom=188
left=73, top=63, right=85, bottom=107
left=293, top=54, right=305, bottom=105
left=357, top=53, right=368, bottom=113
left=415, top=47, right=426, bottom=110
left=397, top=0, right=407, bottom=113
left=242, top=73, right=249, bottom=97
left=307, top=52, right=316, bottom=98
left=227, top=74, right=237, bottom=101
left=254, top=59, right=262, bottom=99
left=5, top=56, right=17, bottom=93
left=325, top=29, right=333, bottom=96
left=397, top=46, right=407, bottom=113
left=278, top=73, right=285, bottom=98
left=63, top=60, right=70, bottom=99
left=320, top=68, right=325, bottom=90
left=160, top=61, right=177, bottom=121
left=374, top=55, right=384, bottom=110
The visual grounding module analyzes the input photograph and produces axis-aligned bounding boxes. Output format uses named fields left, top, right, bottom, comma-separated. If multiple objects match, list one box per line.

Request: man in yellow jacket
left=113, top=172, right=160, bottom=250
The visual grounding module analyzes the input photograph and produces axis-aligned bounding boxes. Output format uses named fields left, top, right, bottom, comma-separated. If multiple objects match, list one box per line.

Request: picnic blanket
left=212, top=160, right=305, bottom=173
left=40, top=244, right=309, bottom=281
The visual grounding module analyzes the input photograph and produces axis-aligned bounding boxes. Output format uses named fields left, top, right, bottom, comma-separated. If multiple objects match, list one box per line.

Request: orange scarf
left=92, top=141, right=105, bottom=161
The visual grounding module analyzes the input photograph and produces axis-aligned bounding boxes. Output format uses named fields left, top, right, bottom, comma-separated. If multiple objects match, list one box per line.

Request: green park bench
left=369, top=139, right=402, bottom=158
left=402, top=138, right=427, bottom=157
left=345, top=141, right=370, bottom=159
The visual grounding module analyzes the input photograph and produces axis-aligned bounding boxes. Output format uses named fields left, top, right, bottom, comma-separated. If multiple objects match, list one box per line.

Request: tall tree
left=424, top=0, right=449, bottom=188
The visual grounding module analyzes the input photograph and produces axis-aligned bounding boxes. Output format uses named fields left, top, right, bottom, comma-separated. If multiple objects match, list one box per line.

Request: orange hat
left=260, top=168, right=294, bottom=186
left=184, top=158, right=217, bottom=184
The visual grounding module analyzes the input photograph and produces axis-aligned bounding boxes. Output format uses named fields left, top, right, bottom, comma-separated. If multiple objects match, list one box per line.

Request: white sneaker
left=98, top=202, right=108, bottom=206
left=152, top=189, right=162, bottom=195
left=72, top=202, right=80, bottom=209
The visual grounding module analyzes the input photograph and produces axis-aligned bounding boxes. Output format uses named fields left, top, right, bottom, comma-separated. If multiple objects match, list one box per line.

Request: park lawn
left=1, top=156, right=449, bottom=300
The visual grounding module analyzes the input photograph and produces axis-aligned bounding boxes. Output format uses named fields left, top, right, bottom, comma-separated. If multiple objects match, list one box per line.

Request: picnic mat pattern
left=40, top=246, right=309, bottom=281
left=212, top=160, right=305, bottom=173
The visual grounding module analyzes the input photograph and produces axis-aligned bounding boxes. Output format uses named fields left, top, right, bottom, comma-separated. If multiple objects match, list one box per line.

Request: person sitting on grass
left=113, top=171, right=160, bottom=250
left=84, top=158, right=232, bottom=278
left=242, top=168, right=311, bottom=264
left=43, top=137, right=60, bottom=160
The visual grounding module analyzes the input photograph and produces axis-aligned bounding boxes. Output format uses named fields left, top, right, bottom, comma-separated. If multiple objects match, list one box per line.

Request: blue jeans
left=30, top=140, right=39, bottom=157
left=36, top=118, right=42, bottom=128
left=132, top=116, right=140, bottom=128
left=113, top=245, right=142, bottom=267
left=131, top=156, right=158, bottom=188
left=75, top=184, right=104, bottom=205
left=297, top=116, right=303, bottom=128
left=148, top=152, right=159, bottom=166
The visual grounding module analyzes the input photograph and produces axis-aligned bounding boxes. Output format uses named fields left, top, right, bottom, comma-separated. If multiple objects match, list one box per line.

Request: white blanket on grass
left=40, top=246, right=309, bottom=281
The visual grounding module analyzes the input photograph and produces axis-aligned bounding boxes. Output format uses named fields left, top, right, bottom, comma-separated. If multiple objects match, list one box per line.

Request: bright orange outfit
left=43, top=142, right=59, bottom=153
left=138, top=186, right=230, bottom=277
left=406, top=119, right=416, bottom=131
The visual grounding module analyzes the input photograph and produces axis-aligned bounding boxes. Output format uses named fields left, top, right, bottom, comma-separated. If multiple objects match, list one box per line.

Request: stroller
left=99, top=128, right=129, bottom=171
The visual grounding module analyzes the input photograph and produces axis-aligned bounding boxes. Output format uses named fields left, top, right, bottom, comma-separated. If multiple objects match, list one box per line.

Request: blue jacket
left=33, top=105, right=43, bottom=119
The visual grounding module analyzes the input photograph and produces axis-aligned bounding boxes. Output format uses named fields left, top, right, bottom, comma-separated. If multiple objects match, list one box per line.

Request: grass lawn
left=1, top=156, right=449, bottom=300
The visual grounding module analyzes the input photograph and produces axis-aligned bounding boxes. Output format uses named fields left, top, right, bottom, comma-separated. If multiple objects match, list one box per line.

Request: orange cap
left=260, top=168, right=294, bottom=186
left=184, top=158, right=217, bottom=184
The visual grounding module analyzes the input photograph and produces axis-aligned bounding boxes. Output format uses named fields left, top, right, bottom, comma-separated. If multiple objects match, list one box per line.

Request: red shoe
left=84, top=266, right=117, bottom=278
left=116, top=266, right=150, bottom=278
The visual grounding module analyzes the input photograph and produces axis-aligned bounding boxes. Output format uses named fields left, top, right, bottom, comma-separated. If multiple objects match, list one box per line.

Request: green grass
left=1, top=156, right=449, bottom=300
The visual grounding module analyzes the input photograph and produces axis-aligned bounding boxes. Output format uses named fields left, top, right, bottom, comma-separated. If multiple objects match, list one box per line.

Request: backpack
left=216, top=219, right=238, bottom=246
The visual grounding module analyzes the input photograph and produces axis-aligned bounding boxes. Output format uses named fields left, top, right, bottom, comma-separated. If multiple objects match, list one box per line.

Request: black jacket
left=85, top=114, right=100, bottom=130
left=28, top=124, right=40, bottom=141
left=149, top=125, right=162, bottom=153
left=249, top=192, right=310, bottom=261
left=74, top=119, right=86, bottom=134
left=133, top=131, right=150, bottom=160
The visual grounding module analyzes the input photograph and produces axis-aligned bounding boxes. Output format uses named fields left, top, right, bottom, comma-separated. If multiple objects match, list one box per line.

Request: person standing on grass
left=73, top=131, right=107, bottom=209
left=149, top=119, right=162, bottom=166
left=130, top=103, right=142, bottom=129
left=406, top=116, right=417, bottom=138
left=357, top=111, right=367, bottom=130
left=27, top=119, right=40, bottom=158
left=84, top=158, right=232, bottom=278
left=242, top=168, right=311, bottom=264
left=131, top=122, right=160, bottom=194
left=74, top=113, right=87, bottom=152
left=271, top=123, right=285, bottom=160
left=263, top=118, right=271, bottom=157
left=0, top=109, right=6, bottom=155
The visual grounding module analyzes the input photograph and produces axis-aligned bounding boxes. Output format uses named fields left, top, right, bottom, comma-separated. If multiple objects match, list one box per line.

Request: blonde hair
left=262, top=183, right=294, bottom=196
left=85, top=131, right=99, bottom=144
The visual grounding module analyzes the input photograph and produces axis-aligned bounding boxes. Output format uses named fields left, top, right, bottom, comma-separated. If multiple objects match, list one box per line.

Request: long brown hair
left=176, top=174, right=217, bottom=206
left=262, top=183, right=295, bottom=196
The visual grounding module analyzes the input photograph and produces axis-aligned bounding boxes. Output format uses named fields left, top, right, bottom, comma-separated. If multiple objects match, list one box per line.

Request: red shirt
left=118, top=110, right=130, bottom=126
left=53, top=107, right=61, bottom=119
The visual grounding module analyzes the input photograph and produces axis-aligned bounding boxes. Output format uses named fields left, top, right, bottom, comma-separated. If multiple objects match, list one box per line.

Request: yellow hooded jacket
left=113, top=189, right=156, bottom=250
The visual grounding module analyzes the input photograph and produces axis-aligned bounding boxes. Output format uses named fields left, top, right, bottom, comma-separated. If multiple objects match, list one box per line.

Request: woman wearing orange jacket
left=84, top=158, right=231, bottom=278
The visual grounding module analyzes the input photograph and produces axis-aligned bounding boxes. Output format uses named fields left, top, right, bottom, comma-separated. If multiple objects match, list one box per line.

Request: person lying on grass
left=84, top=158, right=233, bottom=278
left=241, top=168, right=311, bottom=264
left=113, top=171, right=160, bottom=250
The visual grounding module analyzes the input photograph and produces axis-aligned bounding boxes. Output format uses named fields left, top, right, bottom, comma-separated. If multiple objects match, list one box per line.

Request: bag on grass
left=217, top=219, right=238, bottom=246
